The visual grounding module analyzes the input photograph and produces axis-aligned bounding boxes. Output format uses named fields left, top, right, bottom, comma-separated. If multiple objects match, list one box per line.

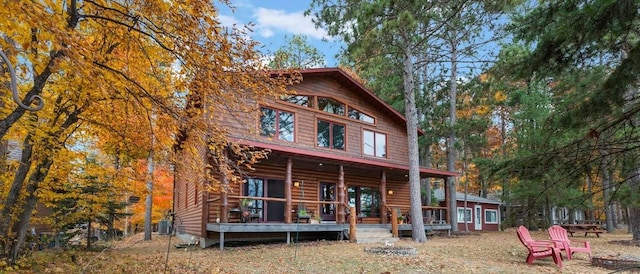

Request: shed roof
left=433, top=189, right=502, bottom=205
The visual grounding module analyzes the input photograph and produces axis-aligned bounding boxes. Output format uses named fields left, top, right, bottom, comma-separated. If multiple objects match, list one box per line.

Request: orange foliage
left=128, top=160, right=173, bottom=229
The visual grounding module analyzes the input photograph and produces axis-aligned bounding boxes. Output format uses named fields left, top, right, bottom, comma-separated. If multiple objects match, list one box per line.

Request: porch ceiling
left=265, top=151, right=431, bottom=182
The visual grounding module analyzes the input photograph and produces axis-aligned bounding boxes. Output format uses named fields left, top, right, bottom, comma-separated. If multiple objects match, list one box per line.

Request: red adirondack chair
left=548, top=225, right=592, bottom=260
left=516, top=226, right=563, bottom=268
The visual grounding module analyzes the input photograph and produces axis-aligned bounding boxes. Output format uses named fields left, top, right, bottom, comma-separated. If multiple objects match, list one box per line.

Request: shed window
left=485, top=209, right=498, bottom=224
left=457, top=208, right=472, bottom=223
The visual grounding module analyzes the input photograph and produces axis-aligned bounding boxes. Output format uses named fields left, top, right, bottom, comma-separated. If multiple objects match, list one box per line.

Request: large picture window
left=457, top=208, right=472, bottom=223
left=317, top=120, right=345, bottom=150
left=363, top=130, right=386, bottom=157
left=485, top=209, right=498, bottom=224
left=260, top=107, right=294, bottom=141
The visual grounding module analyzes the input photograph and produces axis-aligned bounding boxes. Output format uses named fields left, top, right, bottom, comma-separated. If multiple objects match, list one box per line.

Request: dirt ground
left=25, top=228, right=640, bottom=273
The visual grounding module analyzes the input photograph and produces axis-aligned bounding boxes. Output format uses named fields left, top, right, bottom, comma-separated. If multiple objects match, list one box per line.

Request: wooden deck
left=205, top=223, right=452, bottom=250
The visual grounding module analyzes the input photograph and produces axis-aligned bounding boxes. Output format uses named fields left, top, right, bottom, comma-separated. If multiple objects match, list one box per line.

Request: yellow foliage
left=493, top=91, right=507, bottom=103
left=0, top=0, right=293, bottom=259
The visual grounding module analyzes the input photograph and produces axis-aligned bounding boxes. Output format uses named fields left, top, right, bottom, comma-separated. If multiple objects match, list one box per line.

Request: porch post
left=338, top=165, right=345, bottom=224
left=220, top=158, right=229, bottom=223
left=444, top=178, right=449, bottom=224
left=285, top=158, right=292, bottom=224
left=380, top=171, right=387, bottom=224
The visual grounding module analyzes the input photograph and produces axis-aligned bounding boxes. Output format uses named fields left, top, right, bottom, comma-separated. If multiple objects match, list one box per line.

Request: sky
left=217, top=0, right=342, bottom=67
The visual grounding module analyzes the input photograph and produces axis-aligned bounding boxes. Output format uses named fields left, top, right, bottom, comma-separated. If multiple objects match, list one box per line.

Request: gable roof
left=433, top=189, right=502, bottom=205
left=292, top=67, right=423, bottom=135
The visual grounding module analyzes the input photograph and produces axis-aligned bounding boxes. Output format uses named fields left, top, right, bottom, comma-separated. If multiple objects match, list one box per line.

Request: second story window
left=318, top=97, right=345, bottom=115
left=282, top=95, right=313, bottom=108
left=348, top=107, right=375, bottom=123
left=260, top=107, right=294, bottom=141
left=363, top=129, right=386, bottom=157
left=317, top=119, right=345, bottom=150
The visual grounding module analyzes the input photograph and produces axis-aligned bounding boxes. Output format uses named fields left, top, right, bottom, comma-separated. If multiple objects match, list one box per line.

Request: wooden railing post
left=284, top=158, right=292, bottom=224
left=391, top=208, right=398, bottom=238
left=349, top=206, right=356, bottom=243
left=220, top=162, right=229, bottom=223
left=380, top=171, right=387, bottom=224
left=338, top=165, right=345, bottom=224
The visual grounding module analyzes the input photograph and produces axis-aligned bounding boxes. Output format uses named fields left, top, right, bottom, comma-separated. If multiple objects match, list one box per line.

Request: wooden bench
left=566, top=229, right=606, bottom=237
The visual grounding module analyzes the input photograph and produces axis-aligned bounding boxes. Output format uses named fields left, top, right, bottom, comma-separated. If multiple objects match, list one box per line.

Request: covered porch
left=212, top=147, right=457, bottom=226
left=205, top=222, right=453, bottom=250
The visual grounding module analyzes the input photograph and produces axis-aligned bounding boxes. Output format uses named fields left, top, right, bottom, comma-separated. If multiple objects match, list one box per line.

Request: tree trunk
left=446, top=42, right=459, bottom=232
left=401, top=40, right=426, bottom=242
left=0, top=132, right=34, bottom=254
left=598, top=139, right=615, bottom=232
left=627, top=168, right=640, bottom=240
left=9, top=157, right=53, bottom=263
left=585, top=168, right=594, bottom=220
left=599, top=145, right=614, bottom=232
left=144, top=148, right=154, bottom=241
left=463, top=149, right=469, bottom=232
left=86, top=219, right=92, bottom=250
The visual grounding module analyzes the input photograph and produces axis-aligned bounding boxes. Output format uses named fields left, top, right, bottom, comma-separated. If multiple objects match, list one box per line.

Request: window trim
left=185, top=182, right=188, bottom=209
left=316, top=118, right=346, bottom=150
left=348, top=106, right=375, bottom=124
left=362, top=129, right=387, bottom=158
left=484, top=209, right=499, bottom=224
left=259, top=106, right=296, bottom=142
left=457, top=207, right=472, bottom=223
left=194, top=185, right=198, bottom=205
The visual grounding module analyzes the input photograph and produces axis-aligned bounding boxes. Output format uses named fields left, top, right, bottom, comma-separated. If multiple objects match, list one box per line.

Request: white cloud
left=259, top=28, right=275, bottom=38
left=253, top=8, right=327, bottom=40
left=218, top=15, right=240, bottom=28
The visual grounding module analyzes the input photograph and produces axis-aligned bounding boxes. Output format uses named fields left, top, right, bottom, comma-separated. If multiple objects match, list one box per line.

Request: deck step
left=354, top=227, right=399, bottom=244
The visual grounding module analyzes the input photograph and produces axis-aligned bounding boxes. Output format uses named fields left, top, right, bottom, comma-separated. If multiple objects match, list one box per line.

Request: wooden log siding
left=174, top=134, right=206, bottom=237
left=223, top=76, right=412, bottom=168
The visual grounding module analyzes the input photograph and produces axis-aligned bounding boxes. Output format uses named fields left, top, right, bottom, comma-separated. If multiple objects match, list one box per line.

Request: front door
left=320, top=182, right=336, bottom=221
left=266, top=179, right=285, bottom=222
left=474, top=205, right=482, bottom=230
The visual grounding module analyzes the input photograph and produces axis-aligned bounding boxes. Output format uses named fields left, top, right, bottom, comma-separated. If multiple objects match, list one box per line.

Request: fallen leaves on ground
left=19, top=228, right=640, bottom=273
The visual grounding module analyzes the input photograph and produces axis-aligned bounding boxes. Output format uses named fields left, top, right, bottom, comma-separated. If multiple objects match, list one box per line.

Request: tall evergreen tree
left=507, top=0, right=640, bottom=238
left=308, top=0, right=447, bottom=241
left=269, top=35, right=326, bottom=69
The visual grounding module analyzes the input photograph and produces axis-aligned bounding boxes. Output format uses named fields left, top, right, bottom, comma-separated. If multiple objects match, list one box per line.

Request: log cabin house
left=173, top=68, right=458, bottom=249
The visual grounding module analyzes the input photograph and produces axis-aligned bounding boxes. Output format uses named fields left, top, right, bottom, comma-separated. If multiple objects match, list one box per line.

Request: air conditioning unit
left=158, top=220, right=171, bottom=235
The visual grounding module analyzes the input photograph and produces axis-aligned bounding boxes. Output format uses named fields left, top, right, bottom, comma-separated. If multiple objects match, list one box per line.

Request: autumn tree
left=0, top=0, right=290, bottom=264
